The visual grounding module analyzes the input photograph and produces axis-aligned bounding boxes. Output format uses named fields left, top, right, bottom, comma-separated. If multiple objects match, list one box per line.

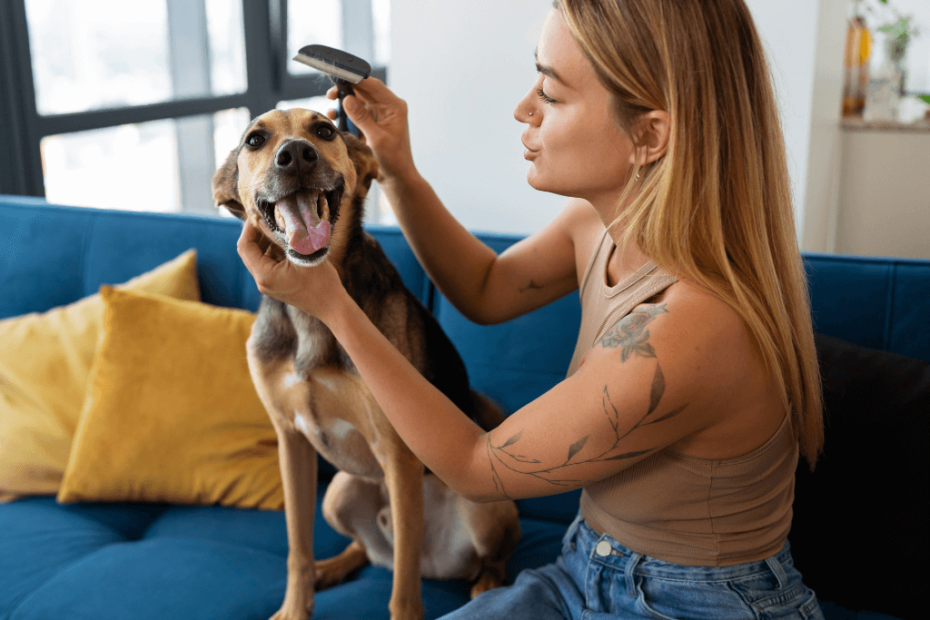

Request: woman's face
left=515, top=9, right=635, bottom=208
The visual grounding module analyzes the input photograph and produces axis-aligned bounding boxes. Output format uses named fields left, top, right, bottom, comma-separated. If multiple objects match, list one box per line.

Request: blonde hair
left=557, top=0, right=823, bottom=469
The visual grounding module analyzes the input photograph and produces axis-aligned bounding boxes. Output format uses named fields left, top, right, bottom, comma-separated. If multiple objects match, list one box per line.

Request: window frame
left=0, top=0, right=387, bottom=208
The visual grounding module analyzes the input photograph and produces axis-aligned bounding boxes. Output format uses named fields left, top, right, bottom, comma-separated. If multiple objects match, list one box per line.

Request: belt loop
left=565, top=512, right=583, bottom=551
left=764, top=556, right=788, bottom=590
left=625, top=551, right=643, bottom=598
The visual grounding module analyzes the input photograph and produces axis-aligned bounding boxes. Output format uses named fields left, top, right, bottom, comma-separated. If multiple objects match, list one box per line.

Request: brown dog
left=212, top=108, right=521, bottom=620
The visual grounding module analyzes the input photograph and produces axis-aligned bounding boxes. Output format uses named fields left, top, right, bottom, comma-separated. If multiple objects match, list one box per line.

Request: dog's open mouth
left=258, top=186, right=341, bottom=265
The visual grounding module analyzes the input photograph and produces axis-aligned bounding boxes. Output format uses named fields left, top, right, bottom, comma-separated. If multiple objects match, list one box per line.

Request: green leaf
left=920, top=95, right=930, bottom=106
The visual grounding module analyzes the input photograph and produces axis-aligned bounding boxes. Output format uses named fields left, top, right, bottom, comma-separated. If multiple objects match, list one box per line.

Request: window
left=0, top=0, right=391, bottom=222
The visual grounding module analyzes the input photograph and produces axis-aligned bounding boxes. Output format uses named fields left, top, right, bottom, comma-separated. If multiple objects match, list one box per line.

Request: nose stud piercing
left=529, top=112, right=533, bottom=116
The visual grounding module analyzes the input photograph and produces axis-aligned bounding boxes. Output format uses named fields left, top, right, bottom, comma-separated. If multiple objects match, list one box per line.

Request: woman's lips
left=522, top=140, right=540, bottom=160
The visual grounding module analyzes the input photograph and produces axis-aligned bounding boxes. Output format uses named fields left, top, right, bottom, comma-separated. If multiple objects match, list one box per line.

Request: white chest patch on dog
left=294, top=412, right=313, bottom=437
left=329, top=418, right=357, bottom=441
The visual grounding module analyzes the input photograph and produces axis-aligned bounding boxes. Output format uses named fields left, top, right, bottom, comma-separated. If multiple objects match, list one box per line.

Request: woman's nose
left=514, top=89, right=538, bottom=124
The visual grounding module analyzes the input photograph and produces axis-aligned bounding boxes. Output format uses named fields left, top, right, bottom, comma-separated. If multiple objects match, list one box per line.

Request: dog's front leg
left=383, top=447, right=425, bottom=620
left=271, top=427, right=319, bottom=620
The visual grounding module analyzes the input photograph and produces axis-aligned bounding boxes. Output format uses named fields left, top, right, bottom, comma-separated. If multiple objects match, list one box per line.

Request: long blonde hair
left=557, top=0, right=823, bottom=469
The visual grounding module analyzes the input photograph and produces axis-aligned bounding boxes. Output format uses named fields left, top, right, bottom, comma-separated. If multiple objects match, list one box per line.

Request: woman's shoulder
left=586, top=279, right=778, bottom=426
left=622, top=280, right=786, bottom=457
left=639, top=279, right=762, bottom=381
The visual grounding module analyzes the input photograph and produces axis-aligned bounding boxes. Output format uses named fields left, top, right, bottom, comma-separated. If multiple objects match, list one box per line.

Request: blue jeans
left=440, top=512, right=824, bottom=620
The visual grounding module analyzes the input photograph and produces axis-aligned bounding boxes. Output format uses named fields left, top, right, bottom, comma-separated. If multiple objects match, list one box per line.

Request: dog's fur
left=213, top=108, right=520, bottom=620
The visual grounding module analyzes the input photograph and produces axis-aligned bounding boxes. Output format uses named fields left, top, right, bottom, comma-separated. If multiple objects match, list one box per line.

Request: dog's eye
left=245, top=133, right=265, bottom=149
left=316, top=125, right=336, bottom=141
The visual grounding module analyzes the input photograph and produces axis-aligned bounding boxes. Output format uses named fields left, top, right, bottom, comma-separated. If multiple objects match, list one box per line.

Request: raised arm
left=334, top=78, right=581, bottom=325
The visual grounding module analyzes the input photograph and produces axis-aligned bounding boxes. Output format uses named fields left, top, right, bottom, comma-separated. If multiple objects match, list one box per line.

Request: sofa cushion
left=0, top=250, right=201, bottom=502
left=0, top=491, right=569, bottom=620
left=790, top=333, right=929, bottom=620
left=57, top=287, right=282, bottom=510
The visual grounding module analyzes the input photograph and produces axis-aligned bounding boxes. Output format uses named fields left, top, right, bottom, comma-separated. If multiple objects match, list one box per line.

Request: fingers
left=326, top=77, right=389, bottom=102
left=340, top=94, right=376, bottom=133
left=238, top=220, right=277, bottom=273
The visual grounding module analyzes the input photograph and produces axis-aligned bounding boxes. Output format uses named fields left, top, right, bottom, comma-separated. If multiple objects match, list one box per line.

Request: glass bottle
left=864, top=36, right=905, bottom=122
left=842, top=13, right=872, bottom=118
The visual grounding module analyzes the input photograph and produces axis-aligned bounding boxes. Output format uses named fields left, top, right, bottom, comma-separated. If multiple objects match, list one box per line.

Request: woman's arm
left=326, top=287, right=738, bottom=503
left=239, top=222, right=746, bottom=503
left=333, top=78, right=581, bottom=325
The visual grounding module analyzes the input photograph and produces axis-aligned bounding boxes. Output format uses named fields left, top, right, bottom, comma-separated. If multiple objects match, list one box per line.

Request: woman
left=238, top=1, right=825, bottom=618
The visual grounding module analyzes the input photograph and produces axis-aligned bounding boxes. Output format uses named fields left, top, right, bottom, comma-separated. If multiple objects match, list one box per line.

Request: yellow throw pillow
left=58, top=287, right=283, bottom=510
left=0, top=250, right=200, bottom=501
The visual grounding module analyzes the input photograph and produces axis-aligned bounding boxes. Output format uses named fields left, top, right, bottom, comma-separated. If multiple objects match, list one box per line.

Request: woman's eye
left=246, top=133, right=265, bottom=149
left=316, top=125, right=335, bottom=140
left=536, top=87, right=556, bottom=105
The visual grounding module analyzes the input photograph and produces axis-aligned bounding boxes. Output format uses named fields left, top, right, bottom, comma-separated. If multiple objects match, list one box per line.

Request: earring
left=529, top=112, right=534, bottom=116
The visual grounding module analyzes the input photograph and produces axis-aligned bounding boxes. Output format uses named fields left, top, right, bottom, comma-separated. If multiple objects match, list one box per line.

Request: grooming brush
left=294, top=44, right=372, bottom=134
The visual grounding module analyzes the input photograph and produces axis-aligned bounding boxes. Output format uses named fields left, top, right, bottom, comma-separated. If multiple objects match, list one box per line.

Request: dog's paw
left=469, top=564, right=506, bottom=599
left=313, top=557, right=348, bottom=592
left=388, top=597, right=425, bottom=620
left=313, top=540, right=369, bottom=591
left=269, top=601, right=312, bottom=620
left=270, top=589, right=314, bottom=620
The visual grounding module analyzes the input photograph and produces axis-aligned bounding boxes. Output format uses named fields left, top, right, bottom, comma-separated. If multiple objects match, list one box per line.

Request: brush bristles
left=293, top=54, right=365, bottom=84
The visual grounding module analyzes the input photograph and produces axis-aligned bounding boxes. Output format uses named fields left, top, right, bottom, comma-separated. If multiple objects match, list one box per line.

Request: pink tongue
left=276, top=194, right=331, bottom=255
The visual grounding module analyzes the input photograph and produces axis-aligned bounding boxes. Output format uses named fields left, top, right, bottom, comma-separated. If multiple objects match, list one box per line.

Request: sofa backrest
left=804, top=252, right=930, bottom=363
left=0, top=199, right=432, bottom=320
left=3, top=198, right=929, bottom=528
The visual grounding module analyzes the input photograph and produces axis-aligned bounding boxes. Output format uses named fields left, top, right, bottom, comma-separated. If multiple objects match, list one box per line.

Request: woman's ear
left=631, top=110, right=671, bottom=166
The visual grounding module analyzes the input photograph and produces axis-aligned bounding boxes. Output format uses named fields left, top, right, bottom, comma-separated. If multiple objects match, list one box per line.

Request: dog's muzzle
left=258, top=185, right=341, bottom=266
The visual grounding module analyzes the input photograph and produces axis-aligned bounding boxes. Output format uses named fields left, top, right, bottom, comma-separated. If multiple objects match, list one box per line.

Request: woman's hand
left=326, top=78, right=417, bottom=185
left=237, top=219, right=347, bottom=323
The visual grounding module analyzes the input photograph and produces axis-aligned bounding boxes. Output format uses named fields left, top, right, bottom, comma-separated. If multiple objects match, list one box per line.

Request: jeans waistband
left=568, top=514, right=794, bottom=583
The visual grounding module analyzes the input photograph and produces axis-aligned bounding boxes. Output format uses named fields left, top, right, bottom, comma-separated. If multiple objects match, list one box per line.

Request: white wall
left=834, top=130, right=930, bottom=259
left=388, top=0, right=837, bottom=240
left=390, top=0, right=563, bottom=235
left=743, top=0, right=826, bottom=245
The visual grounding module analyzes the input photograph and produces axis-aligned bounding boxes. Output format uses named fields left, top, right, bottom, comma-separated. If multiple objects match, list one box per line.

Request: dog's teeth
left=318, top=192, right=329, bottom=220
left=274, top=206, right=286, bottom=231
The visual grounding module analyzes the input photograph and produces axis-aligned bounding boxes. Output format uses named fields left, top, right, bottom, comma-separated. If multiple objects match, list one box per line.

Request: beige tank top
left=567, top=229, right=798, bottom=567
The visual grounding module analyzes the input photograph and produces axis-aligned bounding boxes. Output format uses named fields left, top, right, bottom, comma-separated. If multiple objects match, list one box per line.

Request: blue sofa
left=0, top=196, right=927, bottom=620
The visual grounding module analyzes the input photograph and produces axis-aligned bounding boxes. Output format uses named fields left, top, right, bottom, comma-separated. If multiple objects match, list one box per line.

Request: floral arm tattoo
left=486, top=304, right=687, bottom=500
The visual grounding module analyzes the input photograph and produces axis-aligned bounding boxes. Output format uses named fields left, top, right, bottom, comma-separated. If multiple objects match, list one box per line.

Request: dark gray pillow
left=789, top=333, right=929, bottom=619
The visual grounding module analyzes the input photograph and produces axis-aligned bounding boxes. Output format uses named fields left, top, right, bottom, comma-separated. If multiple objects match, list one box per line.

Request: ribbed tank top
left=566, top=229, right=798, bottom=567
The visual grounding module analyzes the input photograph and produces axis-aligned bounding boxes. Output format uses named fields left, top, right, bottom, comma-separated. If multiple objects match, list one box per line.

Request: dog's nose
left=274, top=140, right=318, bottom=172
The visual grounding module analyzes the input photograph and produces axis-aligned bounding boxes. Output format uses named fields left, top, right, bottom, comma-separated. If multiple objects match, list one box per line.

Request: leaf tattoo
left=648, top=363, right=665, bottom=415
left=484, top=305, right=692, bottom=498
left=486, top=362, right=689, bottom=495
left=566, top=436, right=589, bottom=464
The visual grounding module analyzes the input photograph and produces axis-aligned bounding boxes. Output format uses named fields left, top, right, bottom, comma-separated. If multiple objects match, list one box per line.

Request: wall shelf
left=841, top=117, right=930, bottom=133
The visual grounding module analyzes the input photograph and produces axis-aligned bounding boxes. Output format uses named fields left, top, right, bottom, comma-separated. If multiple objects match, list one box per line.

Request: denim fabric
left=440, top=512, right=824, bottom=620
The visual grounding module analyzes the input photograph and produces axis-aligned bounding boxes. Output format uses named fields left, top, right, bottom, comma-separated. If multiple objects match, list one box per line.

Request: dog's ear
left=343, top=132, right=379, bottom=197
left=212, top=147, right=246, bottom=220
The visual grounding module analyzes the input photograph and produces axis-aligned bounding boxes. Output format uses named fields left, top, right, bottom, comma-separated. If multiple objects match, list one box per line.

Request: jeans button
left=596, top=540, right=612, bottom=557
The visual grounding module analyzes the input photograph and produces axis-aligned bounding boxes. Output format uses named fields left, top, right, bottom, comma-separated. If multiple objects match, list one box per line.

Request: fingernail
left=345, top=98, right=358, bottom=112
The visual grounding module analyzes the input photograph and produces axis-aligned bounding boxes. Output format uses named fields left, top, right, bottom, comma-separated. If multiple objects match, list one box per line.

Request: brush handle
left=336, top=79, right=355, bottom=133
